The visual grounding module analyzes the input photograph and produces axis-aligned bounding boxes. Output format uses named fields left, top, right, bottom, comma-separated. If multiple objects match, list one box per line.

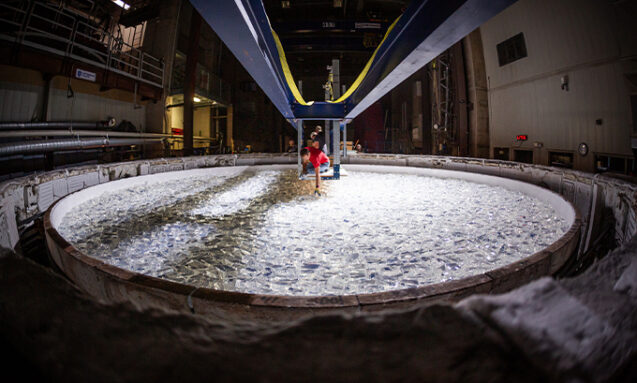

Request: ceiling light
left=112, top=0, right=130, bottom=10
left=193, top=97, right=201, bottom=102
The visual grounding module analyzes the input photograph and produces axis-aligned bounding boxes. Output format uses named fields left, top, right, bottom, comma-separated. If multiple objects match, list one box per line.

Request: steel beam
left=191, top=0, right=517, bottom=121
left=297, top=119, right=303, bottom=175
left=344, top=0, right=517, bottom=118
left=191, top=0, right=295, bottom=119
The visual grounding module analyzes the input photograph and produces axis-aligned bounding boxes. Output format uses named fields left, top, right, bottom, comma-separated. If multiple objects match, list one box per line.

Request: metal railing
left=171, top=53, right=230, bottom=104
left=0, top=1, right=164, bottom=88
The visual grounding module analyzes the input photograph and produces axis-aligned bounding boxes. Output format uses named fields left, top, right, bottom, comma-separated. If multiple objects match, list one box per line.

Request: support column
left=343, top=122, right=347, bottom=158
left=297, top=120, right=303, bottom=175
left=143, top=0, right=183, bottom=134
left=183, top=10, right=202, bottom=156
left=331, top=59, right=340, bottom=158
left=463, top=29, right=490, bottom=158
left=333, top=121, right=341, bottom=178
left=452, top=42, right=468, bottom=157
left=226, top=105, right=234, bottom=152
left=325, top=123, right=330, bottom=155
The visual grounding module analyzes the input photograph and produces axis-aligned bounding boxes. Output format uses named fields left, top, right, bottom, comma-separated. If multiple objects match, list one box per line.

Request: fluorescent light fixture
left=193, top=97, right=201, bottom=102
left=112, top=0, right=130, bottom=10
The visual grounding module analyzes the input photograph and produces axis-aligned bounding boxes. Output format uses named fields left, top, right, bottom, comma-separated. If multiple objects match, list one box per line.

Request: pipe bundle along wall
left=0, top=130, right=213, bottom=140
left=0, top=118, right=219, bottom=156
left=0, top=119, right=117, bottom=131
left=0, top=137, right=163, bottom=156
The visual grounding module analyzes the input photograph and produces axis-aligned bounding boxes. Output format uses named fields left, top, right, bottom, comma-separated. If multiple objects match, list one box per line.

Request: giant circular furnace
left=45, top=164, right=580, bottom=313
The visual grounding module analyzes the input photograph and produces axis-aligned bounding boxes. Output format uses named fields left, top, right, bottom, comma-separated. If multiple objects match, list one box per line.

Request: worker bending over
left=300, top=138, right=330, bottom=194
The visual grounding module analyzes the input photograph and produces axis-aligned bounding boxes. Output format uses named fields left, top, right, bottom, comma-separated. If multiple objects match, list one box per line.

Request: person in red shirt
left=300, top=138, right=330, bottom=192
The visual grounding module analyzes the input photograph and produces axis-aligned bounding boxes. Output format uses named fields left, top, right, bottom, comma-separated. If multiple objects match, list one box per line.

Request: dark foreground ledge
left=1, top=236, right=636, bottom=382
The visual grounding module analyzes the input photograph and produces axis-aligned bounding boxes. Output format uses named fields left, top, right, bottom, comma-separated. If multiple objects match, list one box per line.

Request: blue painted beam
left=292, top=102, right=346, bottom=120
left=191, top=0, right=517, bottom=121
left=344, top=0, right=517, bottom=119
left=190, top=0, right=295, bottom=119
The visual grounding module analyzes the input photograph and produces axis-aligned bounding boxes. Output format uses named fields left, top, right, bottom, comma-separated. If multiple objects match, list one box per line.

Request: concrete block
left=572, top=181, right=593, bottom=221
left=109, top=163, right=138, bottom=180
left=0, top=199, right=19, bottom=249
left=67, top=175, right=85, bottom=193
left=23, top=184, right=39, bottom=220
left=441, top=159, right=466, bottom=171
left=203, top=155, right=235, bottom=167
left=405, top=157, right=432, bottom=168
left=466, top=161, right=498, bottom=176
left=561, top=180, right=575, bottom=203
left=149, top=164, right=167, bottom=174
left=139, top=162, right=149, bottom=175
left=52, top=178, right=68, bottom=199
left=98, top=167, right=109, bottom=184
left=183, top=159, right=199, bottom=170
left=37, top=180, right=55, bottom=211
left=84, top=172, right=99, bottom=187
left=235, top=158, right=256, bottom=166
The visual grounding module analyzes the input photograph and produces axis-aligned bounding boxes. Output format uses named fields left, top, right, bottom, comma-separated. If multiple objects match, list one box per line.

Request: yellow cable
left=271, top=15, right=402, bottom=106
left=271, top=29, right=310, bottom=106
left=329, top=15, right=401, bottom=104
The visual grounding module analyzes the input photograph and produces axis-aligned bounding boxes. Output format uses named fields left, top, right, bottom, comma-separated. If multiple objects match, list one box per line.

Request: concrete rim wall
left=5, top=152, right=637, bottom=317
left=40, top=157, right=581, bottom=313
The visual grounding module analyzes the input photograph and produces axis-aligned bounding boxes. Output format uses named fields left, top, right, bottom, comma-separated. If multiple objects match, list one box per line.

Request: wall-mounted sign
left=355, top=22, right=381, bottom=30
left=516, top=135, right=528, bottom=141
left=75, top=68, right=96, bottom=82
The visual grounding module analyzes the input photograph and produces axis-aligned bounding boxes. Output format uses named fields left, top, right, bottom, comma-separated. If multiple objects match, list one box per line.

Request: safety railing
left=0, top=1, right=164, bottom=88
left=197, top=65, right=231, bottom=104
left=171, top=55, right=231, bottom=104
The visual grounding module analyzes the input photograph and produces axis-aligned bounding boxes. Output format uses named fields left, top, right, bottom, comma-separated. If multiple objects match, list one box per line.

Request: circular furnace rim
left=43, top=163, right=582, bottom=310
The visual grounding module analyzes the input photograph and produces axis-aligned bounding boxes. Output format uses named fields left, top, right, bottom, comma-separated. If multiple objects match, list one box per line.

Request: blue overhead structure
left=191, top=0, right=517, bottom=121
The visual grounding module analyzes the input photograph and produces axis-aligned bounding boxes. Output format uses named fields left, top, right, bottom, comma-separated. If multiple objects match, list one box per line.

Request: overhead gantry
left=191, top=0, right=518, bottom=177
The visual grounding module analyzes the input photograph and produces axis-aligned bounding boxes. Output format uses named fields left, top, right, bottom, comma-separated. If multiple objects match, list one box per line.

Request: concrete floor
left=1, top=237, right=636, bottom=382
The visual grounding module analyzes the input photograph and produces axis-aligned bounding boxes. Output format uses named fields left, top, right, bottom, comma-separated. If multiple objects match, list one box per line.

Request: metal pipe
left=343, top=121, right=347, bottom=158
left=297, top=120, right=302, bottom=176
left=0, top=137, right=163, bottom=156
left=0, top=130, right=215, bottom=141
left=334, top=121, right=340, bottom=167
left=0, top=118, right=117, bottom=130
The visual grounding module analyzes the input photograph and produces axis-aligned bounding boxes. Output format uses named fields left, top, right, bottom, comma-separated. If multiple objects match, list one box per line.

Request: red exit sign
left=516, top=135, right=528, bottom=141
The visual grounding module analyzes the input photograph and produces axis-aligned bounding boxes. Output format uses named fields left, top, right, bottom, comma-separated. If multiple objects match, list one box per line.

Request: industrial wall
left=480, top=0, right=636, bottom=172
left=165, top=1, right=286, bottom=153
left=0, top=65, right=146, bottom=128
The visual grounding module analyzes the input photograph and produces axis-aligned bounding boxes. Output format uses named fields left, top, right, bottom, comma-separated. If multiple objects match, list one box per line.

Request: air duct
left=0, top=130, right=215, bottom=141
